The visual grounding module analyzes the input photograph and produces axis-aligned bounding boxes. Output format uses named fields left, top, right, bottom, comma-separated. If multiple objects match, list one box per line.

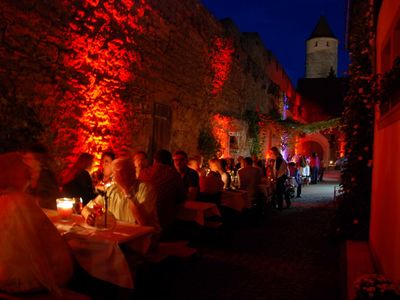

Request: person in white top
left=238, top=157, right=262, bottom=207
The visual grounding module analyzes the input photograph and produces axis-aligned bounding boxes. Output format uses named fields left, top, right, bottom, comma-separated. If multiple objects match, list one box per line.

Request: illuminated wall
left=209, top=37, right=234, bottom=96
left=370, top=0, right=400, bottom=282
left=57, top=0, right=152, bottom=165
left=0, top=0, right=295, bottom=169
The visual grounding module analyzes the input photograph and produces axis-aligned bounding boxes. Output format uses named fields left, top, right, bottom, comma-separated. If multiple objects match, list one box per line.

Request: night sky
left=201, top=0, right=349, bottom=86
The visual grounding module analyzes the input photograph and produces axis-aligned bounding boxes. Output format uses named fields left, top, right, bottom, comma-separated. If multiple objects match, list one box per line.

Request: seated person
left=146, top=149, right=185, bottom=239
left=199, top=159, right=224, bottom=204
left=93, top=151, right=116, bottom=186
left=173, top=150, right=199, bottom=201
left=0, top=153, right=73, bottom=294
left=22, top=144, right=60, bottom=210
left=61, top=153, right=97, bottom=206
left=82, top=158, right=160, bottom=236
left=133, top=150, right=151, bottom=181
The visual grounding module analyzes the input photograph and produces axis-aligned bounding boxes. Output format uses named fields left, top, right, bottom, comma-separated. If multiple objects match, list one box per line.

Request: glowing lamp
left=56, top=198, right=75, bottom=221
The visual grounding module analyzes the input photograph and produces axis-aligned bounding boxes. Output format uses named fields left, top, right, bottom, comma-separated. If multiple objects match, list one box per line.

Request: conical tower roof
left=308, top=16, right=336, bottom=40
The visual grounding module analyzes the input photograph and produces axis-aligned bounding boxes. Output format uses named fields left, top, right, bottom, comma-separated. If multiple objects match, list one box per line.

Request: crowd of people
left=0, top=144, right=326, bottom=295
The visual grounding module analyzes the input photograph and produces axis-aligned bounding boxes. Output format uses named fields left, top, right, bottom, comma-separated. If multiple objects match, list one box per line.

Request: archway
left=298, top=133, right=330, bottom=163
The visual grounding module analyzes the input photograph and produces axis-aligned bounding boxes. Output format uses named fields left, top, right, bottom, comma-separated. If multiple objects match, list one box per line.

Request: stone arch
left=298, top=133, right=330, bottom=162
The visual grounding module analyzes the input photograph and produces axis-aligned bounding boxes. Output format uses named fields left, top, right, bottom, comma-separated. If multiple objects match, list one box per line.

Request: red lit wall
left=370, top=0, right=400, bottom=282
left=209, top=38, right=234, bottom=96
left=0, top=0, right=298, bottom=168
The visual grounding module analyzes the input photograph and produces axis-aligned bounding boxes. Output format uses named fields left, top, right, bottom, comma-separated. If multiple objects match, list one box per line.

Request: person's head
left=112, top=157, right=136, bottom=193
left=243, top=157, right=253, bottom=167
left=76, top=153, right=94, bottom=171
left=270, top=147, right=282, bottom=159
left=133, top=151, right=148, bottom=170
left=154, top=149, right=173, bottom=166
left=0, top=152, right=32, bottom=192
left=209, top=158, right=223, bottom=173
left=101, top=151, right=116, bottom=178
left=289, top=162, right=296, bottom=168
left=173, top=150, right=188, bottom=173
left=187, top=157, right=200, bottom=171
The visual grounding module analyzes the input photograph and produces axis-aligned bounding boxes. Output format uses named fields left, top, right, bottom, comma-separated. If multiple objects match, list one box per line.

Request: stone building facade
left=305, top=16, right=338, bottom=78
left=0, top=0, right=296, bottom=168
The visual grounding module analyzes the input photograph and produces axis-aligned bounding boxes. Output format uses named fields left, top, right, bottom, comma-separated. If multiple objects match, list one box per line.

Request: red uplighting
left=52, top=0, right=152, bottom=167
left=209, top=37, right=234, bottom=96
left=212, top=114, right=236, bottom=157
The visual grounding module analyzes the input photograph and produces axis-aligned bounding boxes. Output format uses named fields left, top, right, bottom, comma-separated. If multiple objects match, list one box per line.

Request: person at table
left=93, top=150, right=116, bottom=186
left=146, top=149, right=185, bottom=239
left=270, top=146, right=290, bottom=210
left=188, top=156, right=206, bottom=177
left=0, top=152, right=73, bottom=294
left=173, top=150, right=199, bottom=201
left=61, top=153, right=97, bottom=206
left=22, top=144, right=60, bottom=210
left=133, top=150, right=151, bottom=181
left=198, top=159, right=224, bottom=204
left=83, top=157, right=161, bottom=235
left=219, top=159, right=232, bottom=190
left=238, top=157, right=262, bottom=207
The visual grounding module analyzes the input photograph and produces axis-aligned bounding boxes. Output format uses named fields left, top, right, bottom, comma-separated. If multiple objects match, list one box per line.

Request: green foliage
left=333, top=0, right=376, bottom=240
left=197, top=126, right=220, bottom=161
left=244, top=110, right=262, bottom=156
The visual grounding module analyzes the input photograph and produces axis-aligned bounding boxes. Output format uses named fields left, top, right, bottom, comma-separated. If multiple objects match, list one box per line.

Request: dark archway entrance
left=302, top=141, right=323, bottom=159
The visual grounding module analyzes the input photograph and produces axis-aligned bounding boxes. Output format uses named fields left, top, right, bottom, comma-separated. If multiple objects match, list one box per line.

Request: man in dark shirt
left=173, top=150, right=199, bottom=201
left=145, top=149, right=185, bottom=235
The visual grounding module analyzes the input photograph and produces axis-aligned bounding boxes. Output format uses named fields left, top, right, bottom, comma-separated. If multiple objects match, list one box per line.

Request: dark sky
left=201, top=0, right=349, bottom=86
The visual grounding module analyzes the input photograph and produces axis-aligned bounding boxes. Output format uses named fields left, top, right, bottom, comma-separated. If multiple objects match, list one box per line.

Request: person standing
left=309, top=152, right=320, bottom=184
left=289, top=162, right=302, bottom=198
left=270, top=147, right=290, bottom=210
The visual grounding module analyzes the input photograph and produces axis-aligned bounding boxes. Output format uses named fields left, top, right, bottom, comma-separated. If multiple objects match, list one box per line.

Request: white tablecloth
left=44, top=210, right=154, bottom=289
left=176, top=201, right=221, bottom=225
left=220, top=190, right=248, bottom=212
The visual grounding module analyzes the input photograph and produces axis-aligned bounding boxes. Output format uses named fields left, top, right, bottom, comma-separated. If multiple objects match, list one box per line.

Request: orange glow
left=53, top=0, right=151, bottom=167
left=209, top=37, right=234, bottom=96
left=212, top=114, right=235, bottom=158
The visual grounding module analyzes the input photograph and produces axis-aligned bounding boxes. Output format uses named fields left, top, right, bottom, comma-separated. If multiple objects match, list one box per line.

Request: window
left=326, top=42, right=329, bottom=46
left=314, top=41, right=318, bottom=47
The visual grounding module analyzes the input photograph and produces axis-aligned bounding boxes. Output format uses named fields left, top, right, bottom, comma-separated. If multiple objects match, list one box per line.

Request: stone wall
left=0, top=0, right=295, bottom=167
left=305, top=37, right=338, bottom=78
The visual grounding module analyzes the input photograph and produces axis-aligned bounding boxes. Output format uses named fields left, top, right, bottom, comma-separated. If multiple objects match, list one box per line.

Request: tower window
left=326, top=42, right=329, bottom=46
left=314, top=41, right=318, bottom=47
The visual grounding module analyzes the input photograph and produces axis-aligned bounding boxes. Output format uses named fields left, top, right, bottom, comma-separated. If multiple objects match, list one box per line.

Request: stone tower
left=305, top=16, right=338, bottom=78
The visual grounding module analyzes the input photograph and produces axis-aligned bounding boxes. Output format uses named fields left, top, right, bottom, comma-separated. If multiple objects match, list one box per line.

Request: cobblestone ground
left=135, top=171, right=341, bottom=300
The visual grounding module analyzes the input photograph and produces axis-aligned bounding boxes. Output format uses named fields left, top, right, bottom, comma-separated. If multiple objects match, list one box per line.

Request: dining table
left=43, top=209, right=154, bottom=289
left=176, top=201, right=221, bottom=226
left=220, top=189, right=248, bottom=212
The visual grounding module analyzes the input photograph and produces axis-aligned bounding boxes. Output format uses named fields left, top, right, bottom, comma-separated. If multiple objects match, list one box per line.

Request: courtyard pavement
left=134, top=170, right=342, bottom=300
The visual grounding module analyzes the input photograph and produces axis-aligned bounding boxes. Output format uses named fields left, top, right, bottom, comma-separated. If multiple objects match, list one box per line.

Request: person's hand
left=86, top=213, right=96, bottom=226
left=96, top=184, right=105, bottom=192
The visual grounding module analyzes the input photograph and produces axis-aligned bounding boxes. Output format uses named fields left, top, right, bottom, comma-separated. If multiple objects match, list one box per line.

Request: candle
left=56, top=198, right=74, bottom=221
